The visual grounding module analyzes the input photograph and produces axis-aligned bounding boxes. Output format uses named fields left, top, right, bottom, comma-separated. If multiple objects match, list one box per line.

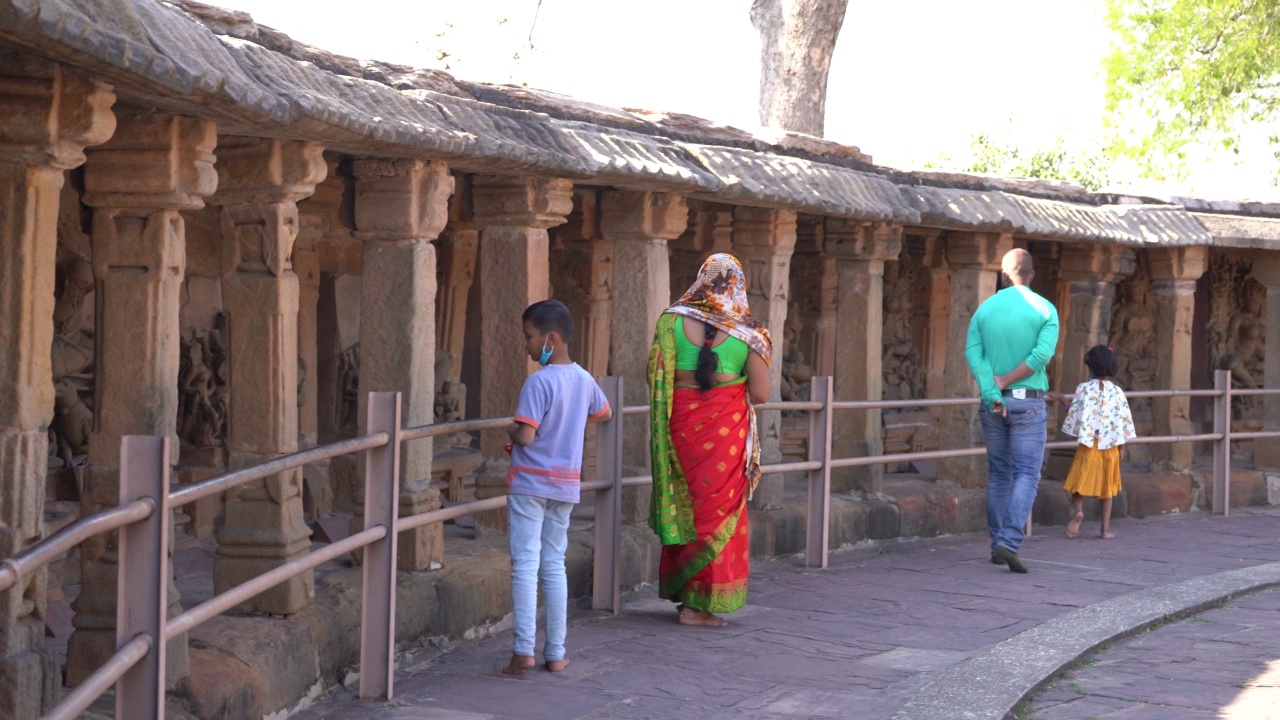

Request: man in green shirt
left=965, top=248, right=1059, bottom=574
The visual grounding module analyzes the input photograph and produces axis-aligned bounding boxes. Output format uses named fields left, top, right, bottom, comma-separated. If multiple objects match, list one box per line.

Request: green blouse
left=672, top=316, right=749, bottom=373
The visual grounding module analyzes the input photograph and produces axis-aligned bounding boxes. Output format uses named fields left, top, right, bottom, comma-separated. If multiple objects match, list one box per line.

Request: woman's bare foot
left=1065, top=511, right=1084, bottom=539
left=677, top=605, right=728, bottom=628
left=545, top=658, right=570, bottom=672
left=502, top=654, right=535, bottom=676
left=1100, top=531, right=1115, bottom=540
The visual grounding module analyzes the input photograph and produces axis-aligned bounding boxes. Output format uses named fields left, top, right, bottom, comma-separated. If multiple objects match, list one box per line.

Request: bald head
left=1001, top=248, right=1034, bottom=285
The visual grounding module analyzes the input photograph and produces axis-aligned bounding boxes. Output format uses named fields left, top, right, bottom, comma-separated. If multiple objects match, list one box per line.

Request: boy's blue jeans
left=507, top=493, right=572, bottom=661
left=978, top=397, right=1047, bottom=556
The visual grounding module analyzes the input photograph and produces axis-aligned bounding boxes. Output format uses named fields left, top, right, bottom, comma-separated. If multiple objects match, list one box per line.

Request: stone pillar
left=732, top=207, right=796, bottom=508
left=472, top=176, right=573, bottom=532
left=0, top=60, right=114, bottom=716
left=936, top=232, right=1013, bottom=489
left=306, top=164, right=357, bottom=447
left=825, top=220, right=903, bottom=494
left=351, top=159, right=454, bottom=570
left=437, top=174, right=478, bottom=384
left=789, top=217, right=837, bottom=380
left=1045, top=244, right=1135, bottom=478
left=602, top=190, right=687, bottom=520
left=912, top=232, right=950, bottom=407
left=68, top=113, right=213, bottom=687
left=211, top=138, right=326, bottom=613
left=1148, top=246, right=1207, bottom=472
left=553, top=189, right=613, bottom=378
left=1253, top=254, right=1280, bottom=469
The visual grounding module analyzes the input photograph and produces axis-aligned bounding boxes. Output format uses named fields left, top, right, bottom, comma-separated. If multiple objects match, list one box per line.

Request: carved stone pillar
left=1251, top=254, right=1280, bottom=468
left=937, top=232, right=1013, bottom=489
left=437, top=174, right=478, bottom=384
left=350, top=159, right=453, bottom=569
left=825, top=220, right=903, bottom=494
left=472, top=176, right=573, bottom=532
left=1149, top=246, right=1207, bottom=472
left=602, top=190, right=686, bottom=521
left=911, top=232, right=950, bottom=408
left=789, top=217, right=836, bottom=381
left=0, top=59, right=114, bottom=715
left=304, top=163, right=356, bottom=446
left=210, top=138, right=326, bottom=613
left=1045, top=244, right=1135, bottom=477
left=67, top=112, right=213, bottom=686
left=732, top=207, right=796, bottom=508
left=553, top=189, right=613, bottom=378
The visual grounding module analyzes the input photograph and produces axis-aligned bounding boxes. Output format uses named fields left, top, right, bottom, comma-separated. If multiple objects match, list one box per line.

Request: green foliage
left=1105, top=0, right=1280, bottom=181
left=927, top=132, right=1113, bottom=191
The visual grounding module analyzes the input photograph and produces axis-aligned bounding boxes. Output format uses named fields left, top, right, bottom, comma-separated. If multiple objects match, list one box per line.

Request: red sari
left=658, top=381, right=752, bottom=613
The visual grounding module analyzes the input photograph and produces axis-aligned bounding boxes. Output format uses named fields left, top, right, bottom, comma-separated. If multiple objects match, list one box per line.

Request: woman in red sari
left=647, top=254, right=772, bottom=627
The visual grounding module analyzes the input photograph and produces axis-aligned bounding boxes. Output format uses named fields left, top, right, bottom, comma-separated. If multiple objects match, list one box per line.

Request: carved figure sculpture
left=178, top=331, right=227, bottom=448
left=1220, top=282, right=1266, bottom=389
left=51, top=380, right=92, bottom=467
left=337, top=344, right=360, bottom=431
left=51, top=258, right=95, bottom=381
left=1109, top=275, right=1157, bottom=389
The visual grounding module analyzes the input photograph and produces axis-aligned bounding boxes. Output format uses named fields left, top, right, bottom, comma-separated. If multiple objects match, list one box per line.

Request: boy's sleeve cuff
left=589, top=403, right=612, bottom=420
left=513, top=415, right=540, bottom=429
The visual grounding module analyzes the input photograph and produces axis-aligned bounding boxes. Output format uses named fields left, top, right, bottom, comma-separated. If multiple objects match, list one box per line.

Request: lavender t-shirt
left=509, top=363, right=610, bottom=504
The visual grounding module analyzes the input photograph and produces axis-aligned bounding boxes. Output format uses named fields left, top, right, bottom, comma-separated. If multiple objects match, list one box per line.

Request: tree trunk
left=751, top=0, right=850, bottom=137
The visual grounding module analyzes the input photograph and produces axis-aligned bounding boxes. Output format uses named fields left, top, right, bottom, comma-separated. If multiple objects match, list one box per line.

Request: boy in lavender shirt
left=503, top=299, right=611, bottom=675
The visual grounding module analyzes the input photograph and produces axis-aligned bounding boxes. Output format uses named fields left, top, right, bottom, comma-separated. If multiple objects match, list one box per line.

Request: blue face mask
left=538, top=338, right=553, bottom=366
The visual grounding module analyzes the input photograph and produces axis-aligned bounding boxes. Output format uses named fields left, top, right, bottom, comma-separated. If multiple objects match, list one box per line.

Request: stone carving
left=433, top=349, right=473, bottom=450
left=50, top=380, right=92, bottom=469
left=1108, top=270, right=1158, bottom=390
left=177, top=320, right=228, bottom=449
left=1206, top=255, right=1267, bottom=427
left=882, top=259, right=924, bottom=402
left=51, top=258, right=95, bottom=382
left=1220, top=280, right=1266, bottom=390
left=337, top=343, right=360, bottom=432
left=779, top=315, right=814, bottom=402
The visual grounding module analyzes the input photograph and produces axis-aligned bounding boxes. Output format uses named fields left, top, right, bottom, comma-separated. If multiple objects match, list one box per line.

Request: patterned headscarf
left=665, top=253, right=773, bottom=365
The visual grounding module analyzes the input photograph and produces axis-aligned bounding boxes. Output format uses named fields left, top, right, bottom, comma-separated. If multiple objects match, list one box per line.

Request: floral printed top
left=1061, top=379, right=1137, bottom=450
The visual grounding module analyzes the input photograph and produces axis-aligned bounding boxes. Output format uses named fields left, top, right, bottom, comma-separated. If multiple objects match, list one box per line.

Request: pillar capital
left=734, top=206, right=797, bottom=250
left=559, top=188, right=601, bottom=242
left=82, top=114, right=216, bottom=211
left=0, top=59, right=116, bottom=169
left=352, top=158, right=453, bottom=241
left=1149, top=246, right=1208, bottom=283
left=823, top=219, right=902, bottom=261
left=941, top=231, right=1012, bottom=269
left=208, top=137, right=326, bottom=206
left=1058, top=243, right=1136, bottom=284
left=600, top=189, right=688, bottom=241
left=472, top=175, right=573, bottom=228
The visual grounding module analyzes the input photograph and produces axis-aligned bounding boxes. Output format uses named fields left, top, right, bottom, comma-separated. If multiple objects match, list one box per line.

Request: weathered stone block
left=1122, top=472, right=1194, bottom=517
left=828, top=497, right=869, bottom=550
left=1229, top=470, right=1269, bottom=508
left=864, top=497, right=901, bottom=540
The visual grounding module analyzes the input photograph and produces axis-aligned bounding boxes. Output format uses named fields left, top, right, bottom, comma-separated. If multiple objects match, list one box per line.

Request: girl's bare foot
left=1100, top=531, right=1115, bottom=540
left=677, top=605, right=728, bottom=628
left=1065, top=511, right=1084, bottom=539
left=545, top=658, right=570, bottom=672
left=503, top=654, right=535, bottom=675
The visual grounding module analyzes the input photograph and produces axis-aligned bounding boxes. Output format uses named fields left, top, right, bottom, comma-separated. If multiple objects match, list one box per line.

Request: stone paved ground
left=1022, top=587, right=1280, bottom=720
left=291, top=507, right=1280, bottom=720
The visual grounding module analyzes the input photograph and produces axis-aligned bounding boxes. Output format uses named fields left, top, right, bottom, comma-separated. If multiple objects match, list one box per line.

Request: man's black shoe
left=989, top=554, right=1005, bottom=565
left=994, top=545, right=1027, bottom=573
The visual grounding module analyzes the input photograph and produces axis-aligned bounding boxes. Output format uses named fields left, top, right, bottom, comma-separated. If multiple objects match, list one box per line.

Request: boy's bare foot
left=544, top=658, right=570, bottom=672
left=1065, top=511, right=1084, bottom=539
left=1100, top=531, right=1115, bottom=540
left=502, top=654, right=535, bottom=676
left=677, top=605, right=728, bottom=628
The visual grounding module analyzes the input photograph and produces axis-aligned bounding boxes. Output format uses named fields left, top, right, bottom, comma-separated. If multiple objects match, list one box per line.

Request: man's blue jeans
left=978, top=396, right=1047, bottom=555
left=507, top=493, right=572, bottom=661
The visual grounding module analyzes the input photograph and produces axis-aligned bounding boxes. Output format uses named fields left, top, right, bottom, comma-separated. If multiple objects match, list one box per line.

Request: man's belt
left=1001, top=388, right=1044, bottom=399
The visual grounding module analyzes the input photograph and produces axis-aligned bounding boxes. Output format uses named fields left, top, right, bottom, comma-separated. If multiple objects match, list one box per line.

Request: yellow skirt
left=1063, top=440, right=1122, bottom=499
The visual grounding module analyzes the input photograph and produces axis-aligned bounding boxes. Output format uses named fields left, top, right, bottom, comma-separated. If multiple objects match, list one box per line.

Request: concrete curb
left=890, top=561, right=1280, bottom=720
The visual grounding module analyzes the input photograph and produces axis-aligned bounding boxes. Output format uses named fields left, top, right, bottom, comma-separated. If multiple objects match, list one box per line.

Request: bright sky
left=211, top=0, right=1279, bottom=201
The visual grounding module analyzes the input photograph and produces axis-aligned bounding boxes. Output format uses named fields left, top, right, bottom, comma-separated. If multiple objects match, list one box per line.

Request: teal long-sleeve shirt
left=965, top=285, right=1060, bottom=409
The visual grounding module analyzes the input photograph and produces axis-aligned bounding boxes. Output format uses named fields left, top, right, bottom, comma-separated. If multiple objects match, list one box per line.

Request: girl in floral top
left=1060, top=345, right=1136, bottom=539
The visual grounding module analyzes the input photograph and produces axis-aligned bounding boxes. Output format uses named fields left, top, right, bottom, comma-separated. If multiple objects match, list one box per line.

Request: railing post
left=593, top=376, right=624, bottom=615
left=805, top=377, right=833, bottom=568
left=1212, top=370, right=1232, bottom=516
left=359, top=392, right=402, bottom=700
left=116, top=435, right=171, bottom=720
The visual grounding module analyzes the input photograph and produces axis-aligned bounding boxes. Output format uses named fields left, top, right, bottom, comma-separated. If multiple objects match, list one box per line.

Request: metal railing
left=4, top=371, right=1278, bottom=718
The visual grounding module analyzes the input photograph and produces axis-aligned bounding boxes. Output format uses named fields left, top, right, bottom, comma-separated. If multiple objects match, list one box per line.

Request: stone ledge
left=890, top=561, right=1280, bottom=720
